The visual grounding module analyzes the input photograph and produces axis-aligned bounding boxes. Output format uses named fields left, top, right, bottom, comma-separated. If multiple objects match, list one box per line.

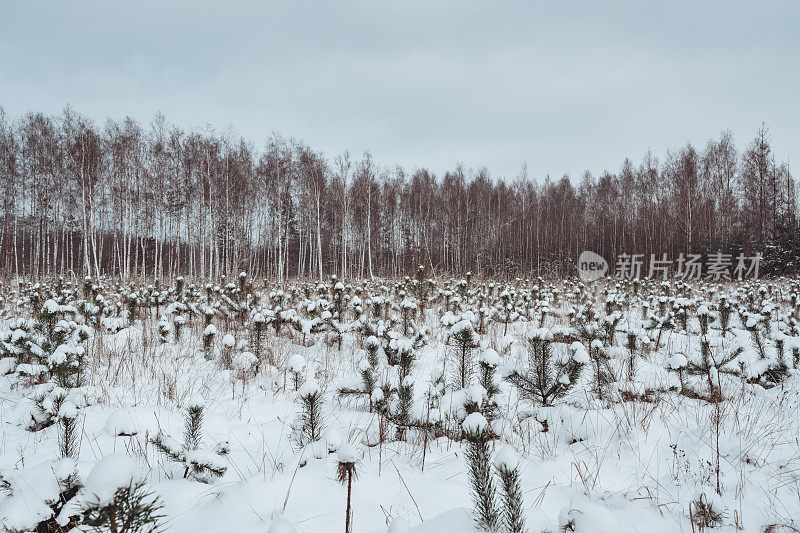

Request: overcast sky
left=1, top=1, right=797, bottom=180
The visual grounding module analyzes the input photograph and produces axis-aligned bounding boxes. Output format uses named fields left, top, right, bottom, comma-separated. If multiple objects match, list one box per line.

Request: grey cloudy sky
left=1, top=1, right=798, bottom=180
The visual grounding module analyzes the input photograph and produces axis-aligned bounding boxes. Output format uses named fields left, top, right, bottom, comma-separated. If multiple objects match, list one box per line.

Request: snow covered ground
left=1, top=277, right=799, bottom=532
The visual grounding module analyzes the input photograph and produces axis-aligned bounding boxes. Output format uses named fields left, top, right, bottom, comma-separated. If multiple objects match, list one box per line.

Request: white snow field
left=1, top=276, right=799, bottom=532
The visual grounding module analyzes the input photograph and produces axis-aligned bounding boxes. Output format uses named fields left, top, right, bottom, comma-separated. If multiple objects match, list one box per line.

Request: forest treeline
left=0, top=106, right=796, bottom=281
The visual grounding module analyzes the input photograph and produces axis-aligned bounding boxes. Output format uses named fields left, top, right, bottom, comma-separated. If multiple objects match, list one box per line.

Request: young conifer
left=462, top=412, right=499, bottom=532
left=494, top=446, right=526, bottom=533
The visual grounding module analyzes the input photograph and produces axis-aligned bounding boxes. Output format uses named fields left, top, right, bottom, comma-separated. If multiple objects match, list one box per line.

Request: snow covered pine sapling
left=476, top=347, right=501, bottom=420
left=221, top=333, right=236, bottom=368
left=381, top=334, right=426, bottom=439
left=505, top=328, right=585, bottom=408
left=202, top=324, right=216, bottom=361
left=493, top=445, right=527, bottom=533
left=173, top=314, right=186, bottom=342
left=717, top=296, right=733, bottom=336
left=462, top=412, right=499, bottom=532
left=251, top=311, right=267, bottom=359
left=645, top=306, right=675, bottom=352
left=151, top=398, right=229, bottom=483
left=57, top=454, right=164, bottom=533
left=156, top=318, right=170, bottom=344
left=450, top=318, right=479, bottom=389
left=494, top=289, right=519, bottom=336
left=665, top=352, right=689, bottom=395
left=744, top=313, right=768, bottom=360
left=294, top=379, right=324, bottom=446
left=624, top=329, right=649, bottom=382
left=400, top=296, right=417, bottom=335
left=338, top=335, right=380, bottom=409
left=586, top=338, right=613, bottom=399
left=336, top=443, right=359, bottom=533
left=685, top=338, right=742, bottom=400
left=288, top=353, right=306, bottom=391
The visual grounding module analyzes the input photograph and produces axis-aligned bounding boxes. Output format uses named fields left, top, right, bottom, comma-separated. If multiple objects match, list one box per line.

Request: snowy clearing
left=1, top=275, right=799, bottom=533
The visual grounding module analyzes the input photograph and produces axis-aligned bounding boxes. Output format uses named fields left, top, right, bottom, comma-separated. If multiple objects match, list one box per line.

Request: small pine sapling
left=294, top=379, right=324, bottom=447
left=537, top=304, right=548, bottom=328
left=600, top=311, right=621, bottom=346
left=184, top=402, right=203, bottom=450
left=686, top=339, right=742, bottom=400
left=288, top=353, right=306, bottom=391
left=151, top=399, right=229, bottom=483
left=476, top=348, right=501, bottom=420
left=156, top=318, right=170, bottom=344
left=505, top=328, right=584, bottom=407
left=744, top=314, right=767, bottom=360
left=80, top=480, right=165, bottom=533
left=768, top=331, right=791, bottom=384
left=202, top=324, right=216, bottom=361
left=252, top=312, right=266, bottom=359
left=450, top=319, right=478, bottom=389
left=203, top=306, right=215, bottom=328
left=175, top=276, right=185, bottom=301
left=221, top=333, right=236, bottom=368
left=57, top=399, right=80, bottom=460
left=674, top=301, right=689, bottom=331
left=400, top=297, right=417, bottom=336
left=494, top=290, right=519, bottom=336
left=58, top=455, right=164, bottom=533
left=645, top=310, right=675, bottom=352
left=173, top=314, right=186, bottom=342
left=462, top=412, right=499, bottom=532
left=477, top=296, right=489, bottom=334
left=493, top=446, right=526, bottom=533
left=392, top=340, right=417, bottom=436
left=697, top=304, right=711, bottom=336
left=336, top=443, right=359, bottom=533
left=624, top=330, right=648, bottom=382
left=665, top=353, right=689, bottom=395
left=127, top=293, right=139, bottom=325
left=717, top=297, right=733, bottom=335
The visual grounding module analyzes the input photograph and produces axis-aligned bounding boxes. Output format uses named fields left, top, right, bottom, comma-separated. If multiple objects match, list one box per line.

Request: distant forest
left=0, top=106, right=797, bottom=281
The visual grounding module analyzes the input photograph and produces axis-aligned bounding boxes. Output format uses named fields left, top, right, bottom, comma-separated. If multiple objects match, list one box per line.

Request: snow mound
left=493, top=445, right=520, bottom=470
left=462, top=412, right=488, bottom=434
left=104, top=409, right=138, bottom=436
left=82, top=454, right=142, bottom=506
left=268, top=518, right=298, bottom=533
left=558, top=502, right=620, bottom=533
